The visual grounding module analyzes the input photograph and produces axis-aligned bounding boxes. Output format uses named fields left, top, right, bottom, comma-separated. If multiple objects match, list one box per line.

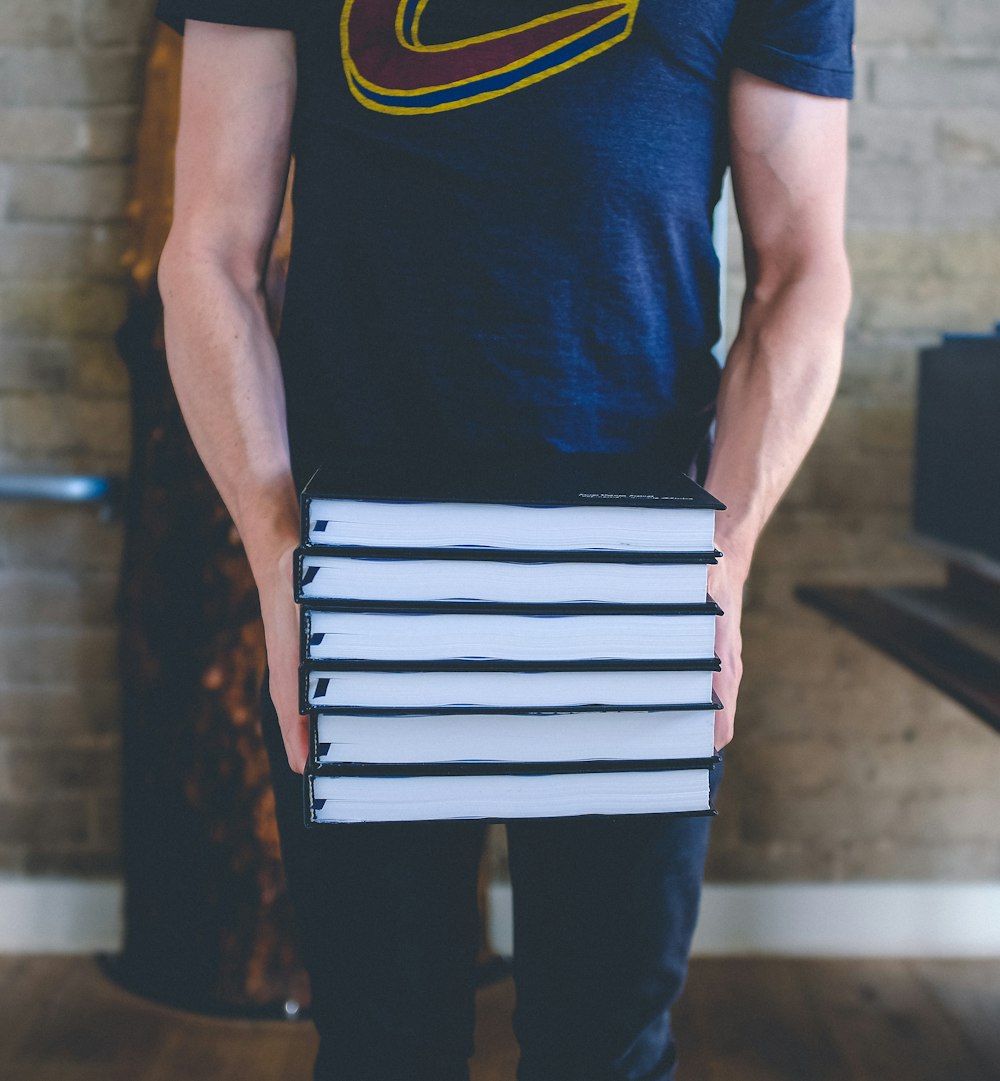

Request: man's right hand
left=258, top=542, right=310, bottom=774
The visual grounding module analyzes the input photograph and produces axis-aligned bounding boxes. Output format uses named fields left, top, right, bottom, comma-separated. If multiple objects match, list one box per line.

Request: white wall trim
left=3, top=877, right=1000, bottom=956
left=0, top=877, right=123, bottom=953
left=488, top=881, right=1000, bottom=959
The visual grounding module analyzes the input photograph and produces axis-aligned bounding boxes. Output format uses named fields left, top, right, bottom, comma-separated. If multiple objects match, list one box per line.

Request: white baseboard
left=4, top=877, right=1000, bottom=957
left=0, top=877, right=123, bottom=953
left=488, top=881, right=1000, bottom=959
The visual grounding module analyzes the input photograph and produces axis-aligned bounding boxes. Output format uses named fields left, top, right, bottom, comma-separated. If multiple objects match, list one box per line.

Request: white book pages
left=308, top=501, right=716, bottom=552
left=306, top=667, right=717, bottom=710
left=315, top=708, right=717, bottom=764
left=299, top=555, right=710, bottom=605
left=311, top=768, right=712, bottom=822
left=306, top=610, right=718, bottom=662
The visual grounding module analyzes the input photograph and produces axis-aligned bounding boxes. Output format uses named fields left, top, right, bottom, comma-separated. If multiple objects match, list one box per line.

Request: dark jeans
left=260, top=673, right=720, bottom=1081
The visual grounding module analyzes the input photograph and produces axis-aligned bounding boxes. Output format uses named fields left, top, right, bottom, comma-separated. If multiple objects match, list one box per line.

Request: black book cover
left=300, top=460, right=725, bottom=544
left=308, top=756, right=721, bottom=778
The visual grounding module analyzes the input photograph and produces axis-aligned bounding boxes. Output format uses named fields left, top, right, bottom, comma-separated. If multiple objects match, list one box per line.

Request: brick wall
left=0, top=1, right=998, bottom=886
left=707, top=0, right=1000, bottom=880
left=0, top=0, right=154, bottom=876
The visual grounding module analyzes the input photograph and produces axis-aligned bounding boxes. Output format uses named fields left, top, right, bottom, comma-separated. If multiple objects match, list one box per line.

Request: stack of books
left=295, top=464, right=725, bottom=824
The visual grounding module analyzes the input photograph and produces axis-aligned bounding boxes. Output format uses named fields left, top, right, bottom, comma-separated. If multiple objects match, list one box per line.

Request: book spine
left=299, top=494, right=312, bottom=556
left=304, top=772, right=320, bottom=829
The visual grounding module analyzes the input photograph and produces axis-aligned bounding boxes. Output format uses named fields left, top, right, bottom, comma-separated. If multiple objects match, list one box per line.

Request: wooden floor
left=1, top=957, right=999, bottom=1081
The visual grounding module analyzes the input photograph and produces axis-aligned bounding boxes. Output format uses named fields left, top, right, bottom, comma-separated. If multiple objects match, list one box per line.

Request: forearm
left=158, top=252, right=299, bottom=585
left=705, top=262, right=850, bottom=577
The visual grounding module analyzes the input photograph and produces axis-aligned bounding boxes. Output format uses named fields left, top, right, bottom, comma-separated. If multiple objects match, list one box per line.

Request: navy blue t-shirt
left=156, top=0, right=853, bottom=486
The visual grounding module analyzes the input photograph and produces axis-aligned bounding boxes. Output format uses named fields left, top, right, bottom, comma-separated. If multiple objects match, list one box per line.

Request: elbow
left=746, top=242, right=852, bottom=329
left=156, top=236, right=186, bottom=312
left=157, top=229, right=264, bottom=314
left=813, top=249, right=852, bottom=327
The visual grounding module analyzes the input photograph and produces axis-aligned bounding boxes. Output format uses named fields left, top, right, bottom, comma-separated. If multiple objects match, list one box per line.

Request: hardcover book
left=300, top=600, right=722, bottom=663
left=295, top=546, right=720, bottom=606
left=300, top=659, right=720, bottom=713
left=306, top=760, right=719, bottom=824
left=309, top=700, right=722, bottom=770
left=300, top=465, right=724, bottom=553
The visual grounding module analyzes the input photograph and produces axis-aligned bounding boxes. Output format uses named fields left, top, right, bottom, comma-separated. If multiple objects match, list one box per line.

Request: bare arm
left=157, top=21, right=308, bottom=770
left=707, top=69, right=852, bottom=749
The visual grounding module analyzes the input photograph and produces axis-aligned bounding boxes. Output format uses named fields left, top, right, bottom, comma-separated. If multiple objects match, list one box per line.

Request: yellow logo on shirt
left=341, top=0, right=639, bottom=115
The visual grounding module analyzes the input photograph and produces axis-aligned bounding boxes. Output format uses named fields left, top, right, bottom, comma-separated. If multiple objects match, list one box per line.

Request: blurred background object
left=94, top=20, right=308, bottom=1015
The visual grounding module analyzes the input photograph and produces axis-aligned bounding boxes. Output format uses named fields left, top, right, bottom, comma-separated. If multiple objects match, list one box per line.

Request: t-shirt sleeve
left=154, top=0, right=297, bottom=36
left=731, top=0, right=855, bottom=99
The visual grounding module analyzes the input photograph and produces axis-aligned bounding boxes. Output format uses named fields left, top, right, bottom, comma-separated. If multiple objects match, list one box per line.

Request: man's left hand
left=707, top=558, right=746, bottom=751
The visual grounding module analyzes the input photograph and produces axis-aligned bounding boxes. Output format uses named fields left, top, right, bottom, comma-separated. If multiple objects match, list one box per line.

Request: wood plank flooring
left=1, top=957, right=998, bottom=1081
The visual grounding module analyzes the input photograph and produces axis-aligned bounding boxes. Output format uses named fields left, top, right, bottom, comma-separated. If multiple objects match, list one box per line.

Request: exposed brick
left=857, top=275, right=1000, bottom=334
left=855, top=0, right=941, bottom=47
left=849, top=162, right=1000, bottom=230
left=0, top=393, right=77, bottom=453
left=944, top=0, right=1000, bottom=48
left=70, top=339, right=131, bottom=396
left=0, top=162, right=11, bottom=216
left=75, top=397, right=132, bottom=457
left=873, top=56, right=1000, bottom=109
left=803, top=445, right=913, bottom=515
left=933, top=231, right=1000, bottom=278
left=0, top=628, right=119, bottom=685
left=0, top=569, right=119, bottom=628
left=83, top=106, right=141, bottom=162
left=0, top=47, right=145, bottom=107
left=23, top=848, right=121, bottom=875
left=0, top=337, right=73, bottom=391
left=838, top=341, right=920, bottom=405
left=0, top=106, right=86, bottom=161
left=0, top=222, right=130, bottom=280
left=935, top=110, right=1000, bottom=166
left=836, top=840, right=1000, bottom=880
left=847, top=162, right=924, bottom=229
left=0, top=682, right=121, bottom=738
left=7, top=162, right=132, bottom=222
left=0, top=393, right=134, bottom=462
left=857, top=405, right=915, bottom=453
left=82, top=0, right=157, bottom=48
left=0, top=1, right=77, bottom=47
left=848, top=108, right=936, bottom=167
left=73, top=442, right=133, bottom=477
left=0, top=844, right=27, bottom=873
left=0, top=392, right=130, bottom=461
left=0, top=504, right=124, bottom=571
left=0, top=798, right=90, bottom=847
left=848, top=232, right=937, bottom=281
left=7, top=740, right=120, bottom=794
left=0, top=282, right=128, bottom=336
left=0, top=105, right=139, bottom=163
left=89, top=793, right=122, bottom=852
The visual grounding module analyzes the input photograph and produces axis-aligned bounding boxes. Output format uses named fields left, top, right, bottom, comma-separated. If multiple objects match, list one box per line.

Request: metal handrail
left=0, top=474, right=122, bottom=515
